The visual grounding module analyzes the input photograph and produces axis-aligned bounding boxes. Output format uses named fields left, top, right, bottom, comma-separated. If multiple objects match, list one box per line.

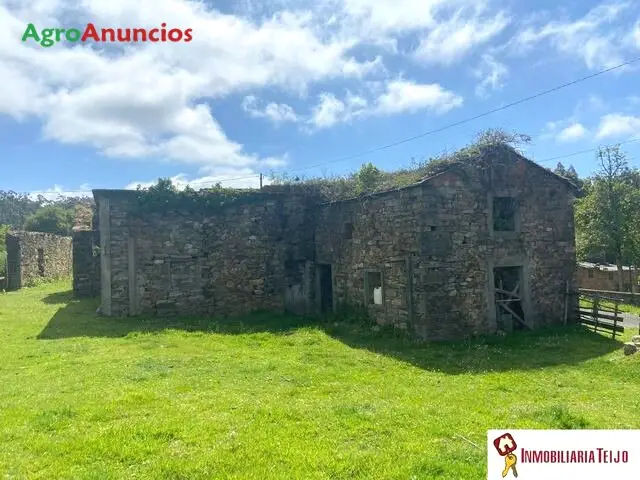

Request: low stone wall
left=73, top=230, right=101, bottom=297
left=579, top=288, right=640, bottom=306
left=6, top=231, right=73, bottom=289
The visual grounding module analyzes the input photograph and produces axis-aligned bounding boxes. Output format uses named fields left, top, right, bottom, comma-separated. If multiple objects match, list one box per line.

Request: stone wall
left=95, top=190, right=318, bottom=317
left=316, top=146, right=578, bottom=340
left=577, top=266, right=638, bottom=292
left=73, top=229, right=101, bottom=297
left=94, top=145, right=578, bottom=341
left=6, top=231, right=72, bottom=289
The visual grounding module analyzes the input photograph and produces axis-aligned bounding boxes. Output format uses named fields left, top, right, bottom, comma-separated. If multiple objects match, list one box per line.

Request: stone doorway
left=317, top=264, right=333, bottom=313
left=494, top=266, right=527, bottom=332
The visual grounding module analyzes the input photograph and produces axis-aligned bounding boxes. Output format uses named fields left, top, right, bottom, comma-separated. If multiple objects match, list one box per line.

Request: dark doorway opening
left=494, top=266, right=526, bottom=331
left=318, top=264, right=333, bottom=313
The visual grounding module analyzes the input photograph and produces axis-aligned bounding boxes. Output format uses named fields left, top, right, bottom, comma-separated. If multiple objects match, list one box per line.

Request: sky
left=1, top=0, right=639, bottom=198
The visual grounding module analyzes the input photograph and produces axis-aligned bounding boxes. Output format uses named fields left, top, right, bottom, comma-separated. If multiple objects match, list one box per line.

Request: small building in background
left=577, top=262, right=638, bottom=292
left=5, top=231, right=72, bottom=290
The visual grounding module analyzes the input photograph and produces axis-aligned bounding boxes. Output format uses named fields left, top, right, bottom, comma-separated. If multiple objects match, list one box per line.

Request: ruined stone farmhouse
left=87, top=144, right=581, bottom=340
left=6, top=231, right=72, bottom=289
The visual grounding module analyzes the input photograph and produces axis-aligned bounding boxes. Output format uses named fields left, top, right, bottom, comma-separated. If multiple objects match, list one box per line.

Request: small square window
left=343, top=222, right=353, bottom=239
left=427, top=225, right=437, bottom=231
left=365, top=271, right=383, bottom=305
left=493, top=197, right=517, bottom=232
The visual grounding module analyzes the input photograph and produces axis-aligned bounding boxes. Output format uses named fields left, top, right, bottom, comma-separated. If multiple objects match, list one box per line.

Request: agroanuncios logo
left=21, top=22, right=193, bottom=47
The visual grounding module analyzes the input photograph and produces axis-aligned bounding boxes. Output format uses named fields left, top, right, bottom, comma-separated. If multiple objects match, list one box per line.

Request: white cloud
left=512, top=2, right=634, bottom=69
left=125, top=171, right=270, bottom=190
left=634, top=21, right=640, bottom=45
left=595, top=113, right=640, bottom=139
left=336, top=0, right=508, bottom=64
left=413, top=8, right=509, bottom=65
left=473, top=53, right=508, bottom=97
left=556, top=123, right=587, bottom=142
left=374, top=80, right=463, bottom=115
left=29, top=184, right=93, bottom=201
left=242, top=95, right=299, bottom=124
left=309, top=93, right=349, bottom=129
left=307, top=80, right=462, bottom=129
left=0, top=0, right=385, bottom=176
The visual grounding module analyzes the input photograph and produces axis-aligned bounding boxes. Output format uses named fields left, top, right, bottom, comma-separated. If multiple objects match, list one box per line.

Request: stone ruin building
left=5, top=231, right=72, bottom=290
left=81, top=144, right=581, bottom=340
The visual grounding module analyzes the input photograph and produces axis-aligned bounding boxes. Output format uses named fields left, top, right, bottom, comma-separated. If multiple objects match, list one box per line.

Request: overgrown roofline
left=321, top=143, right=582, bottom=206
left=93, top=142, right=582, bottom=209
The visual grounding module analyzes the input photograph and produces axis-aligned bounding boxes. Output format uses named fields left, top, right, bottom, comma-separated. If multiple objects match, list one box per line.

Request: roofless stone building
left=87, top=144, right=580, bottom=340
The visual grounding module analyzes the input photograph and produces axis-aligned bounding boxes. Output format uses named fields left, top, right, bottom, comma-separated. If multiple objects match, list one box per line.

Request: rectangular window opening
left=343, top=222, right=353, bottom=239
left=588, top=270, right=594, bottom=278
left=493, top=197, right=517, bottom=232
left=365, top=271, right=383, bottom=305
left=608, top=272, right=614, bottom=280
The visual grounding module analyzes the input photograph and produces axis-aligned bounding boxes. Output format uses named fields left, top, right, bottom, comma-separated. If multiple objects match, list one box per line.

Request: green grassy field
left=579, top=297, right=640, bottom=316
left=1, top=281, right=639, bottom=479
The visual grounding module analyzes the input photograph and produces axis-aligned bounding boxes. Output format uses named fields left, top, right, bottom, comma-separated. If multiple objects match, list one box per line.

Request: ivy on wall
left=131, top=178, right=265, bottom=216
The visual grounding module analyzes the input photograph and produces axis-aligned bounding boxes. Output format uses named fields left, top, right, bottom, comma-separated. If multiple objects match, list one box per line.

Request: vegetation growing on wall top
left=132, top=178, right=265, bottom=215
left=269, top=129, right=533, bottom=201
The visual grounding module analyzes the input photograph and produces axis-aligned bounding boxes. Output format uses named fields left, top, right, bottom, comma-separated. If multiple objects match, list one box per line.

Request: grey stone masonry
left=93, top=188, right=319, bottom=317
left=92, top=144, right=580, bottom=340
left=6, top=231, right=72, bottom=289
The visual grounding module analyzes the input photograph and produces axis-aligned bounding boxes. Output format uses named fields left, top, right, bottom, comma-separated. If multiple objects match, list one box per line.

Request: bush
left=266, top=129, right=531, bottom=202
left=23, top=206, right=74, bottom=236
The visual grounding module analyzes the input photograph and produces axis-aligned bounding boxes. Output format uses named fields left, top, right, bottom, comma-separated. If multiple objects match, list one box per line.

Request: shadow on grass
left=38, top=290, right=624, bottom=374
left=37, top=290, right=317, bottom=339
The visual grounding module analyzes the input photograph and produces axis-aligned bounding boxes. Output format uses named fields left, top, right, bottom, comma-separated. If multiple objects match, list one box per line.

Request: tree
left=475, top=128, right=531, bottom=148
left=0, top=191, right=41, bottom=228
left=23, top=206, right=75, bottom=237
left=553, top=162, right=583, bottom=189
left=355, top=163, right=384, bottom=194
left=575, top=146, right=640, bottom=290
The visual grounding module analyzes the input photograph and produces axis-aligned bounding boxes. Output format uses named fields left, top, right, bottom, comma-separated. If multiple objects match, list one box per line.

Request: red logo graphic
left=494, top=433, right=517, bottom=456
left=493, top=433, right=519, bottom=478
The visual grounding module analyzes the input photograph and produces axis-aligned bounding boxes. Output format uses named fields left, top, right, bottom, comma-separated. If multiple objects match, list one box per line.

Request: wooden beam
left=497, top=303, right=529, bottom=328
left=495, top=288, right=522, bottom=298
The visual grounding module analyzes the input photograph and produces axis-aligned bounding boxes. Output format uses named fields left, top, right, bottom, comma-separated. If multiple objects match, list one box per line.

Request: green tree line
left=0, top=192, right=94, bottom=275
left=569, top=146, right=640, bottom=290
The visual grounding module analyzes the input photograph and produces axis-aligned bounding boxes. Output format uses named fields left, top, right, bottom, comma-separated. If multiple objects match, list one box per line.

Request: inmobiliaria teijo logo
left=22, top=23, right=193, bottom=47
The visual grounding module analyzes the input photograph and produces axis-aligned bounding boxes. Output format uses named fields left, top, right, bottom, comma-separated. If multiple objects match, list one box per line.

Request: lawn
left=579, top=297, right=640, bottom=316
left=0, top=281, right=639, bottom=479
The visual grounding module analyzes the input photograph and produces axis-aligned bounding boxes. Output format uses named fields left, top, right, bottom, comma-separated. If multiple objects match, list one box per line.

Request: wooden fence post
left=612, top=301, right=619, bottom=340
left=592, top=296, right=600, bottom=333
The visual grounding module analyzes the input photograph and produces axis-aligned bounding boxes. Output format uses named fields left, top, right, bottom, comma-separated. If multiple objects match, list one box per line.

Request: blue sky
left=1, top=0, right=639, bottom=197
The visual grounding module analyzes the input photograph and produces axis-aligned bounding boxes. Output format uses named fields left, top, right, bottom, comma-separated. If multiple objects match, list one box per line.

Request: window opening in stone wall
left=343, top=222, right=353, bottom=239
left=365, top=271, right=383, bottom=305
left=37, top=248, right=45, bottom=277
left=493, top=197, right=517, bottom=232
left=588, top=270, right=594, bottom=278
left=427, top=225, right=437, bottom=231
left=608, top=271, right=614, bottom=280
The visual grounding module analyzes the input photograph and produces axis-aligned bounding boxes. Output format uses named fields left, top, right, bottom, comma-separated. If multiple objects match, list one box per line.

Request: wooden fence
left=576, top=291, right=625, bottom=339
